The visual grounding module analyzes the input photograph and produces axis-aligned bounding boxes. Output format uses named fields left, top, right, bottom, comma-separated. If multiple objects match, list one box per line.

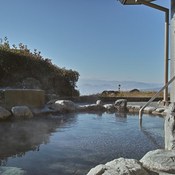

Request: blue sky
left=0, top=0, right=170, bottom=83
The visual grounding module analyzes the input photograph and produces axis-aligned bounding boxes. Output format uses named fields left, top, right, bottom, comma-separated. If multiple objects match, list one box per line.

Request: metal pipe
left=164, top=10, right=169, bottom=105
left=139, top=75, right=175, bottom=120
left=136, top=0, right=168, bottom=12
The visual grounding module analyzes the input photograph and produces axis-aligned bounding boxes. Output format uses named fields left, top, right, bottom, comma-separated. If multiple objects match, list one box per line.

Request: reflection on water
left=0, top=113, right=164, bottom=175
left=0, top=114, right=77, bottom=166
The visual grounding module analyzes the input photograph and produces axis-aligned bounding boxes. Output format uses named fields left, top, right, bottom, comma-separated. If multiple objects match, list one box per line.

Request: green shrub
left=0, top=37, right=80, bottom=97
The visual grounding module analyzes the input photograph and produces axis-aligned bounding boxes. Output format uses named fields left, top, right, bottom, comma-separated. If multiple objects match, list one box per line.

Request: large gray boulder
left=96, top=100, right=103, bottom=106
left=155, top=108, right=165, bottom=113
left=87, top=158, right=149, bottom=175
left=114, top=99, right=127, bottom=112
left=143, top=107, right=156, bottom=114
left=0, top=106, right=11, bottom=120
left=87, top=164, right=107, bottom=175
left=51, top=100, right=77, bottom=112
left=152, top=107, right=165, bottom=115
left=103, top=104, right=115, bottom=113
left=105, top=158, right=149, bottom=175
left=11, top=106, right=33, bottom=118
left=140, top=149, right=175, bottom=174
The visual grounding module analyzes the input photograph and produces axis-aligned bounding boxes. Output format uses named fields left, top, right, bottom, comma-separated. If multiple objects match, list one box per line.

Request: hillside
left=0, top=38, right=79, bottom=97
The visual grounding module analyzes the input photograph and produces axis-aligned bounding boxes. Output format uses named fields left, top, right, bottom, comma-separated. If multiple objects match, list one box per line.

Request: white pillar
left=170, top=0, right=175, bottom=102
left=164, top=1, right=175, bottom=150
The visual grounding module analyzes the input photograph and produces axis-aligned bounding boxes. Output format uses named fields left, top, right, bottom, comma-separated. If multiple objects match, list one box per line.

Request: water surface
left=0, top=113, right=164, bottom=175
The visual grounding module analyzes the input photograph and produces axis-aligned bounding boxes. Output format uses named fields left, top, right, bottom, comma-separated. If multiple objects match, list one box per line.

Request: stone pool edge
left=0, top=99, right=167, bottom=120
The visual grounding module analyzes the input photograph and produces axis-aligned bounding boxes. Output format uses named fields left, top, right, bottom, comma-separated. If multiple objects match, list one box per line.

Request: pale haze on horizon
left=0, top=0, right=170, bottom=86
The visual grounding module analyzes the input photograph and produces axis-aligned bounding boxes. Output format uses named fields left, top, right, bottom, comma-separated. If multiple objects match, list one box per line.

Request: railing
left=139, top=76, right=175, bottom=121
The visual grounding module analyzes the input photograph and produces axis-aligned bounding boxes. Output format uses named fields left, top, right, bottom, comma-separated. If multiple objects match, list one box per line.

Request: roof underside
left=119, top=0, right=155, bottom=5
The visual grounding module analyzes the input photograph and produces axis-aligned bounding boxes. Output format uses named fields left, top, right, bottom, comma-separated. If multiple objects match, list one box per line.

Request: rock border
left=0, top=99, right=167, bottom=120
left=87, top=149, right=175, bottom=175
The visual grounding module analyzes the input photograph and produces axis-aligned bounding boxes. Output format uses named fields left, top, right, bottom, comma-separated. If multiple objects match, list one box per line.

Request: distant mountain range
left=77, top=79, right=163, bottom=95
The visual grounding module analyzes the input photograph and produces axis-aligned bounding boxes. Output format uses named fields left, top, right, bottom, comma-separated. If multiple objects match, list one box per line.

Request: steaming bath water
left=0, top=113, right=164, bottom=175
